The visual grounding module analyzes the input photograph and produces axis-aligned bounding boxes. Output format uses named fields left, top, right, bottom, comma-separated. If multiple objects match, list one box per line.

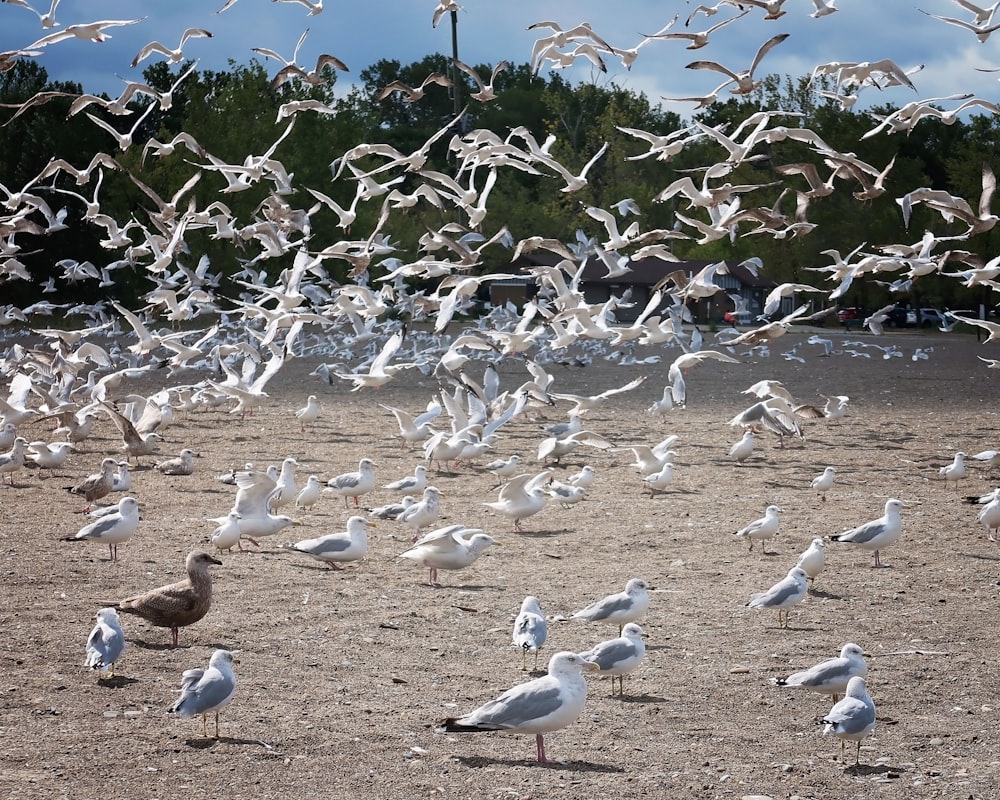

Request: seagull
left=397, top=485, right=442, bottom=539
left=642, top=462, right=675, bottom=496
left=25, top=440, right=74, bottom=478
left=775, top=642, right=868, bottom=702
left=685, top=33, right=790, bottom=96
left=155, top=448, right=197, bottom=476
left=512, top=595, right=548, bottom=671
left=570, top=578, right=649, bottom=634
left=65, top=457, right=118, bottom=510
left=939, top=451, right=967, bottom=490
left=111, top=550, right=221, bottom=647
left=398, top=524, right=498, bottom=586
left=795, top=537, right=827, bottom=587
left=566, top=465, right=596, bottom=488
left=63, top=496, right=141, bottom=562
left=325, top=458, right=377, bottom=507
left=746, top=566, right=808, bottom=628
left=452, top=58, right=510, bottom=102
left=295, top=395, right=321, bottom=432
left=578, top=622, right=647, bottom=697
left=167, top=649, right=238, bottom=739
left=209, top=511, right=243, bottom=554
left=977, top=490, right=1000, bottom=540
left=384, top=464, right=428, bottom=493
left=550, top=375, right=646, bottom=414
left=728, top=430, right=755, bottom=465
left=294, top=475, right=322, bottom=510
left=484, top=454, right=523, bottom=486
left=98, top=402, right=163, bottom=464
left=822, top=676, right=876, bottom=764
left=828, top=499, right=905, bottom=567
left=437, top=651, right=599, bottom=763
left=734, top=505, right=781, bottom=553
left=484, top=472, right=549, bottom=531
left=281, top=516, right=371, bottom=569
left=268, top=457, right=300, bottom=511
left=376, top=72, right=453, bottom=102
left=811, top=466, right=836, bottom=501
left=130, top=27, right=213, bottom=68
left=84, top=607, right=126, bottom=678
left=0, top=436, right=28, bottom=486
left=230, top=470, right=301, bottom=545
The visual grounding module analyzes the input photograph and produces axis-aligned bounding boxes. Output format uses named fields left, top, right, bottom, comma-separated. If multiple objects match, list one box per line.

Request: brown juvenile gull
left=437, top=651, right=599, bottom=763
left=99, top=401, right=163, bottom=464
left=111, top=550, right=221, bottom=646
left=65, top=457, right=118, bottom=510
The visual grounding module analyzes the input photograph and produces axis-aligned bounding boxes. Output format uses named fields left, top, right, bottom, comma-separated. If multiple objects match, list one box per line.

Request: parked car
left=916, top=308, right=947, bottom=328
left=837, top=307, right=863, bottom=323
left=884, top=307, right=909, bottom=327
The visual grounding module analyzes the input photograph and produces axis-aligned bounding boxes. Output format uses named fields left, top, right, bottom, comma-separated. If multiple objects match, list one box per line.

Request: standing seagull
left=512, top=595, right=548, bottom=671
left=84, top=607, right=126, bottom=678
left=746, top=566, right=808, bottom=628
left=295, top=395, right=321, bottom=432
left=325, top=458, right=376, bottom=507
left=729, top=429, right=755, bottom=465
left=828, top=499, right=905, bottom=567
left=795, top=537, right=827, bottom=587
left=571, top=578, right=649, bottom=633
left=437, top=651, right=599, bottom=763
left=811, top=466, right=836, bottom=501
left=939, top=451, right=967, bottom=491
left=281, top=516, right=371, bottom=570
left=111, top=550, right=221, bottom=647
left=734, top=504, right=781, bottom=553
left=398, top=524, right=498, bottom=586
left=775, top=642, right=867, bottom=702
left=167, top=649, right=238, bottom=739
left=65, top=457, right=118, bottom=510
left=64, top=496, right=141, bottom=562
left=821, top=676, right=876, bottom=764
left=578, top=622, right=647, bottom=697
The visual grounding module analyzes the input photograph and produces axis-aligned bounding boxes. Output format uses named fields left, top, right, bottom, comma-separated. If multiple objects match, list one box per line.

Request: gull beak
left=583, top=659, right=601, bottom=671
left=292, top=519, right=303, bottom=526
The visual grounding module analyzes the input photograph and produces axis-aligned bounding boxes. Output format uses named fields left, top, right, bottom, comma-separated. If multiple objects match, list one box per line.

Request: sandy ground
left=2, top=327, right=1000, bottom=800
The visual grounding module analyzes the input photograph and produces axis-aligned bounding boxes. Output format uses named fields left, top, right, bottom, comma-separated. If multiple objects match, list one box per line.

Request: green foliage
left=2, top=55, right=999, bottom=311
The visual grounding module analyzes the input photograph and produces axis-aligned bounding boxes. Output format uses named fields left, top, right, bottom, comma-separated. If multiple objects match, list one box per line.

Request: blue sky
left=4, top=0, right=1000, bottom=119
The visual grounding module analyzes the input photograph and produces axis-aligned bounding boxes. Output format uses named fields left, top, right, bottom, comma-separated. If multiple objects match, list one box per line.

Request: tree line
left=1, top=54, right=997, bottom=314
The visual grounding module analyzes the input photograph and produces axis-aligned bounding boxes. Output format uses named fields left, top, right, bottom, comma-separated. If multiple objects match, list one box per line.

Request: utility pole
left=450, top=9, right=463, bottom=126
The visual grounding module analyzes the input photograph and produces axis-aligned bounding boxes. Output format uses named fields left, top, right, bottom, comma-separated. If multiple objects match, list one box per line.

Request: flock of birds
left=3, top=0, right=1000, bottom=773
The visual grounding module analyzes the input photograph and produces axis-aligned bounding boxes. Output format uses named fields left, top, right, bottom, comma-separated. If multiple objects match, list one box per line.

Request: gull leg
left=214, top=712, right=220, bottom=739
left=535, top=733, right=549, bottom=763
left=855, top=739, right=861, bottom=764
left=202, top=714, right=208, bottom=738
left=171, top=626, right=179, bottom=647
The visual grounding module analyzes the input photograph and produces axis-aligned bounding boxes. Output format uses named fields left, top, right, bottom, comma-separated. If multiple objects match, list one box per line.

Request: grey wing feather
left=462, top=684, right=562, bottom=730
left=576, top=595, right=628, bottom=620
left=581, top=640, right=635, bottom=670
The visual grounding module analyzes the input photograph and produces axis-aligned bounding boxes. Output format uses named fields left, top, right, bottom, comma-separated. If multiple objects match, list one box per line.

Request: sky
left=3, top=0, right=1000, bottom=121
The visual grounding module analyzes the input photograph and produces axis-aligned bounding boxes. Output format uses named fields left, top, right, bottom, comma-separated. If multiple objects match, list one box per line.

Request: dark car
left=885, top=307, right=910, bottom=327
